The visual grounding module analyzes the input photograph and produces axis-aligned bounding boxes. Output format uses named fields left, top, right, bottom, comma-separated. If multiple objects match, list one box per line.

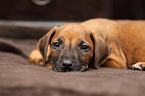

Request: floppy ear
left=37, top=26, right=57, bottom=65
left=90, top=33, right=111, bottom=68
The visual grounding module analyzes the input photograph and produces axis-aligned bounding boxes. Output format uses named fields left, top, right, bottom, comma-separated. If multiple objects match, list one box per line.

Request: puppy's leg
left=29, top=49, right=43, bottom=65
left=101, top=43, right=128, bottom=69
left=130, top=62, right=145, bottom=71
left=28, top=49, right=52, bottom=69
left=102, top=53, right=128, bottom=69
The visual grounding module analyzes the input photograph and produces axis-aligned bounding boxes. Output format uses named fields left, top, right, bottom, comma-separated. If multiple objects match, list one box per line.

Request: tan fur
left=29, top=18, right=145, bottom=71
left=29, top=49, right=43, bottom=65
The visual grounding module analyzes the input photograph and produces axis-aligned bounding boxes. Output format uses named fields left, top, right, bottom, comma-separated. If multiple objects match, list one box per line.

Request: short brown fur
left=29, top=18, right=145, bottom=71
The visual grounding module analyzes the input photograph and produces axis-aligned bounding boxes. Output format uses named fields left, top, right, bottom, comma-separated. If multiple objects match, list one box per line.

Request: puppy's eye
left=80, top=44, right=90, bottom=52
left=52, top=41, right=61, bottom=49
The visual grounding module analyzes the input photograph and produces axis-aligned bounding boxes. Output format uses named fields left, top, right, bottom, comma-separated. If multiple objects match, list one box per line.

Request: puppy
left=29, top=18, right=145, bottom=72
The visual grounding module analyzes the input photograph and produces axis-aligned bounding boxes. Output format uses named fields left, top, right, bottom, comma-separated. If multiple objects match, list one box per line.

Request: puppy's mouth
left=52, top=64, right=87, bottom=72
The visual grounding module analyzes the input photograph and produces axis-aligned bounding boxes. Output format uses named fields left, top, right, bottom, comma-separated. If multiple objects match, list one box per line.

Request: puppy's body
left=29, top=18, right=145, bottom=71
left=82, top=19, right=145, bottom=68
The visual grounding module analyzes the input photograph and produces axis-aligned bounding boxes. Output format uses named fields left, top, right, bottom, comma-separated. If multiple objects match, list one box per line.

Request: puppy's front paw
left=29, top=49, right=44, bottom=65
left=130, top=62, right=145, bottom=71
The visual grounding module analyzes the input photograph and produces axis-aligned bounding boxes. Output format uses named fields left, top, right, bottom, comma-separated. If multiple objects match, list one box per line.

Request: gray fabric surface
left=0, top=21, right=145, bottom=96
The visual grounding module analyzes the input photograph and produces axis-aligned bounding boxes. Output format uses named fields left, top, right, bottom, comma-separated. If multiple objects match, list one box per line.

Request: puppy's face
left=50, top=24, right=93, bottom=72
left=38, top=23, right=110, bottom=72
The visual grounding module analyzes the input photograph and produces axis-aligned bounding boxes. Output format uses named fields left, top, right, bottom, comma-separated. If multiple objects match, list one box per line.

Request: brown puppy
left=29, top=18, right=145, bottom=72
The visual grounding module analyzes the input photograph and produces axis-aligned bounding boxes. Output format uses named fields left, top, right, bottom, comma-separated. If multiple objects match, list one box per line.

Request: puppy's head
left=38, top=23, right=110, bottom=72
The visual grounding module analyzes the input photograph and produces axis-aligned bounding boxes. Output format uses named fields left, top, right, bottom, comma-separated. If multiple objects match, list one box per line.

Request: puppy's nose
left=62, top=59, right=72, bottom=68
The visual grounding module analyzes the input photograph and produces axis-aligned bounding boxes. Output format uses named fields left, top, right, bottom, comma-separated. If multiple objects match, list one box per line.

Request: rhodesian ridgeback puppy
left=29, top=18, right=145, bottom=72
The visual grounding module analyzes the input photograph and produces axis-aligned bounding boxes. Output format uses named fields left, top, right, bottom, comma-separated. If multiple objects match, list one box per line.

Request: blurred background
left=0, top=0, right=145, bottom=21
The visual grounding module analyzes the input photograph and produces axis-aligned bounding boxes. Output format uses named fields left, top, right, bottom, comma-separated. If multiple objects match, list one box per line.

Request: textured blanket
left=0, top=21, right=145, bottom=96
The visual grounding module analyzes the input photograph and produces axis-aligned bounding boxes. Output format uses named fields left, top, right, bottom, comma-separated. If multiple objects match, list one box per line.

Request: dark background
left=0, top=0, right=145, bottom=21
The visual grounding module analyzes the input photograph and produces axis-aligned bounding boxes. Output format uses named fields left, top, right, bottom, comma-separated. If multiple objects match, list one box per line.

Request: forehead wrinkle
left=62, top=31, right=81, bottom=49
left=60, top=27, right=86, bottom=42
left=56, top=23, right=91, bottom=47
